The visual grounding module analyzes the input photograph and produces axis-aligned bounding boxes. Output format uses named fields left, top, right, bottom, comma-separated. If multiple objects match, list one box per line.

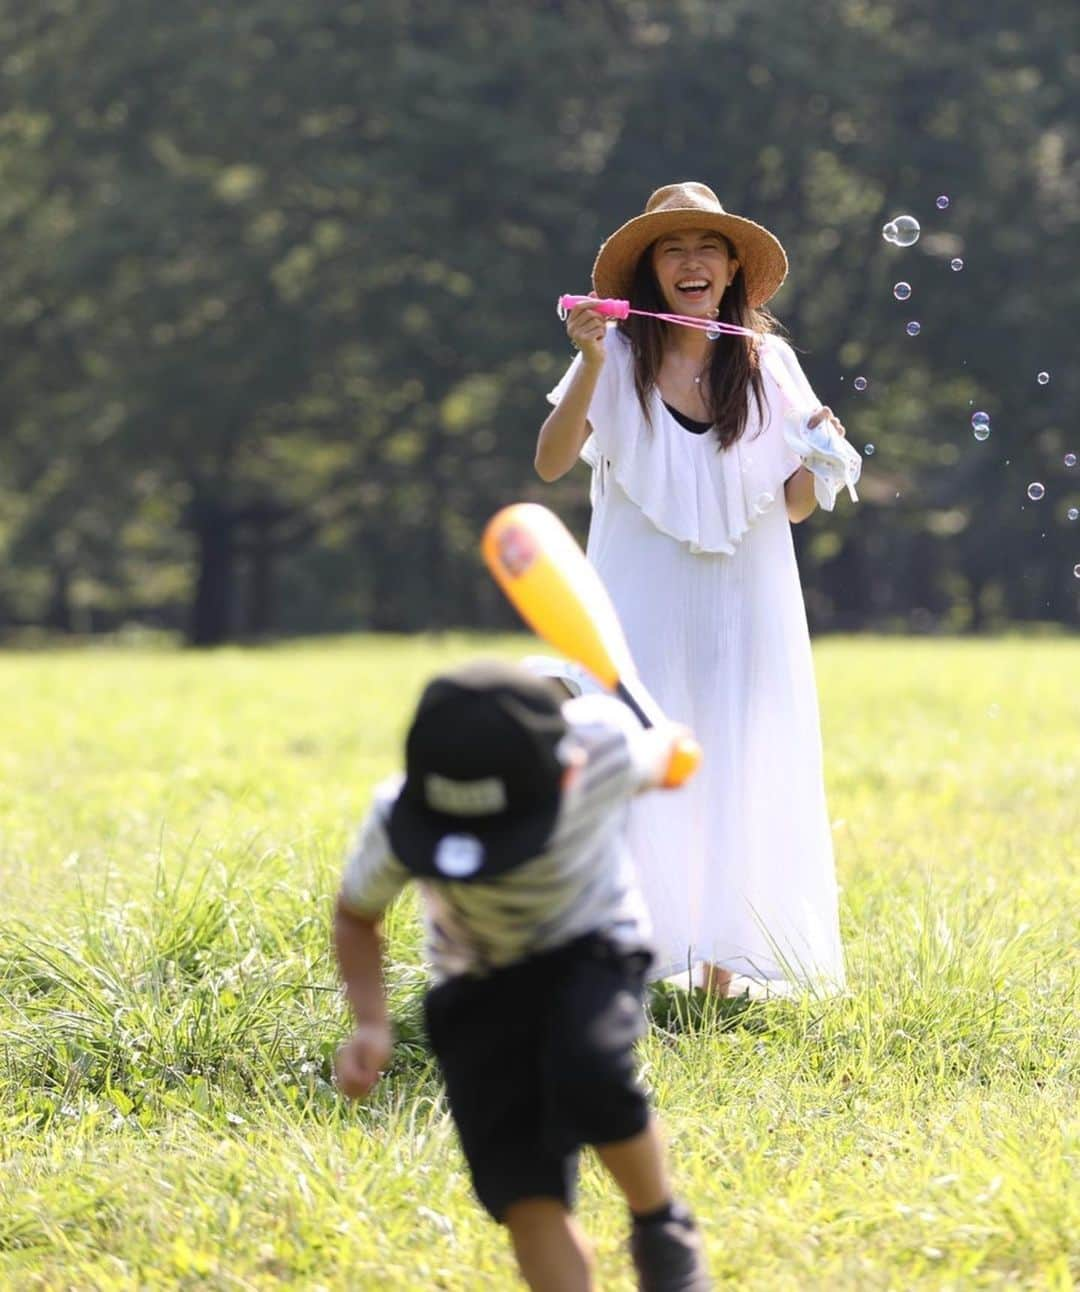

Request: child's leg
left=594, top=1115, right=671, bottom=1213
left=544, top=944, right=711, bottom=1287
left=597, top=1123, right=710, bottom=1291
left=425, top=968, right=589, bottom=1286
left=504, top=1198, right=594, bottom=1292
left=597, top=1119, right=710, bottom=1288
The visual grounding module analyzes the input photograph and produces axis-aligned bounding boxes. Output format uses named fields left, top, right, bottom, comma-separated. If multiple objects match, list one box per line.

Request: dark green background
left=1, top=0, right=1077, bottom=643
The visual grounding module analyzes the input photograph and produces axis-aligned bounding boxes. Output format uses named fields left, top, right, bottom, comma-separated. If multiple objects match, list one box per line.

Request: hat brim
left=387, top=785, right=560, bottom=883
left=592, top=209, right=788, bottom=309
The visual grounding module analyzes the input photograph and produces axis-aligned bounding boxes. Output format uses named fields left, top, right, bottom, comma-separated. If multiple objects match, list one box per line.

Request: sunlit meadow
left=1, top=635, right=1077, bottom=1289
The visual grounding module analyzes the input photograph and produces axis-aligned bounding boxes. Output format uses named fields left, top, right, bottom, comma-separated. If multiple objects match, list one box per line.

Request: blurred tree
left=0, top=0, right=1077, bottom=639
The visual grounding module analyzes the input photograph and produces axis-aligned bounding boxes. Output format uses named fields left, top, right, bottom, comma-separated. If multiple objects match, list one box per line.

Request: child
left=333, top=658, right=711, bottom=1292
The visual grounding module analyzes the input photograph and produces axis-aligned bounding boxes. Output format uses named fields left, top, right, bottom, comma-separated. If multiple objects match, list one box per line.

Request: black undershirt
left=659, top=402, right=800, bottom=488
left=662, top=400, right=712, bottom=435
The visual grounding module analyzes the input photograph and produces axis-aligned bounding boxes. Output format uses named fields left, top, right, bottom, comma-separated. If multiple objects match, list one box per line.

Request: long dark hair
left=618, top=237, right=779, bottom=448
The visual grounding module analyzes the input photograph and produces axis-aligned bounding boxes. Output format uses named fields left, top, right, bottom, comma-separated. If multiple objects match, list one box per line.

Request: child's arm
left=333, top=899, right=392, bottom=1099
left=564, top=695, right=699, bottom=806
left=332, top=786, right=410, bottom=1100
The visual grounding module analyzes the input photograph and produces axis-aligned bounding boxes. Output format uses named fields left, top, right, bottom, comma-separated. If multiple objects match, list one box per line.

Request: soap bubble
left=853, top=376, right=868, bottom=391
left=936, top=195, right=950, bottom=210
left=950, top=258, right=964, bottom=271
left=906, top=321, right=921, bottom=337
left=1036, top=371, right=1050, bottom=385
left=971, top=411, right=990, bottom=430
left=889, top=215, right=920, bottom=247
left=1065, top=453, right=1078, bottom=468
left=864, top=444, right=875, bottom=456
left=1027, top=482, right=1045, bottom=502
left=1068, top=508, right=1079, bottom=522
left=972, top=422, right=991, bottom=442
left=881, top=220, right=899, bottom=243
left=755, top=491, right=774, bottom=511
left=705, top=325, right=722, bottom=341
left=1074, top=565, right=1080, bottom=579
left=893, top=281, right=912, bottom=301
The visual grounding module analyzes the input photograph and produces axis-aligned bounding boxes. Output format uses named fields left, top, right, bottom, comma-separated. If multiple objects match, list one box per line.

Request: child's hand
left=334, top=1022, right=392, bottom=1100
left=641, top=722, right=702, bottom=789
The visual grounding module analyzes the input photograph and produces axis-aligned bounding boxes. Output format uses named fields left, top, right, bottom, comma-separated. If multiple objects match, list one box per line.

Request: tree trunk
left=826, top=534, right=871, bottom=631
left=189, top=501, right=235, bottom=646
left=243, top=514, right=276, bottom=639
left=969, top=573, right=987, bottom=633
left=46, top=560, right=74, bottom=633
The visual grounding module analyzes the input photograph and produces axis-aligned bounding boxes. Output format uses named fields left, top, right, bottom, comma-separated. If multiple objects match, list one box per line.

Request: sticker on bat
left=496, top=522, right=539, bottom=577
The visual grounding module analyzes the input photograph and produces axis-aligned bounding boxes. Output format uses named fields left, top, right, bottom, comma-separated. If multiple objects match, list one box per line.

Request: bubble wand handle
left=557, top=294, right=631, bottom=319
left=556, top=294, right=757, bottom=338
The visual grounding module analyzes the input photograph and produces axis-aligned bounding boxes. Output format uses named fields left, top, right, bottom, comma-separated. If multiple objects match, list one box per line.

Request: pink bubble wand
left=557, top=296, right=818, bottom=423
left=557, top=294, right=758, bottom=339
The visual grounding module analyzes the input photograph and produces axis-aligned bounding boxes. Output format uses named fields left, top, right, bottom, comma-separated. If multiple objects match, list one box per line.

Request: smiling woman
left=624, top=226, right=771, bottom=451
left=536, top=182, right=849, bottom=996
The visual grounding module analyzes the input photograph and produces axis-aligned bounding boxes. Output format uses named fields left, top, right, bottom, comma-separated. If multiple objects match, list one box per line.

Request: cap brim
left=387, top=786, right=560, bottom=882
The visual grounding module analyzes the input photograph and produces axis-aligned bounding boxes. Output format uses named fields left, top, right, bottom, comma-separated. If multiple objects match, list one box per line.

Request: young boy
left=333, top=658, right=710, bottom=1292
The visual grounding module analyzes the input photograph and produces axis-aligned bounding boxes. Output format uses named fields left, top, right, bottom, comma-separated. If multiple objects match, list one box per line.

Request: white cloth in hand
left=781, top=410, right=862, bottom=512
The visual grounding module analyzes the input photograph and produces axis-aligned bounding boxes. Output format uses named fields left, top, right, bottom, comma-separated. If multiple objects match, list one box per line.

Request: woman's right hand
left=566, top=293, right=607, bottom=366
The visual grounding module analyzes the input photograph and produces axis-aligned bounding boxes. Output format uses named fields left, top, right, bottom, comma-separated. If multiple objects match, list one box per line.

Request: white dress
left=548, top=332, right=845, bottom=988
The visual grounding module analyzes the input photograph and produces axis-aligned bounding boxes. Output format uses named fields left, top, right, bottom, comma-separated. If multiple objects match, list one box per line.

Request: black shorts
left=423, top=934, right=653, bottom=1222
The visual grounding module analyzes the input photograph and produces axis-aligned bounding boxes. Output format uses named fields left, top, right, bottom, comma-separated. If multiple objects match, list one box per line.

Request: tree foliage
left=1, top=0, right=1077, bottom=641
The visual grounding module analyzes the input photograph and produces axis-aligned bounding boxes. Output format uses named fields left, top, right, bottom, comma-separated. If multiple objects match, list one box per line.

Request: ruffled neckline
left=580, top=335, right=803, bottom=555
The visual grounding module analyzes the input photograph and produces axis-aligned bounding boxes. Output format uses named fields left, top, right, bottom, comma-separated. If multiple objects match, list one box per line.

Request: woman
left=536, top=182, right=846, bottom=995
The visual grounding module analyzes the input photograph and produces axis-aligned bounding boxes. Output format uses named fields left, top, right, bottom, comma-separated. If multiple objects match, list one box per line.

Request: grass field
left=1, top=634, right=1077, bottom=1290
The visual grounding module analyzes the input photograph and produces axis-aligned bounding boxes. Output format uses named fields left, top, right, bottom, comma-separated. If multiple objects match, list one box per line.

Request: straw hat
left=591, top=181, right=788, bottom=309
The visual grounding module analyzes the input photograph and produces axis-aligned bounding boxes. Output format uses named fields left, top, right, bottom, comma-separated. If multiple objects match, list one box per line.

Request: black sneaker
left=630, top=1205, right=711, bottom=1291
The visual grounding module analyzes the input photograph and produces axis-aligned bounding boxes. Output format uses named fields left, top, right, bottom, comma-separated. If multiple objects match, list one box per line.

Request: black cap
left=387, top=659, right=568, bottom=881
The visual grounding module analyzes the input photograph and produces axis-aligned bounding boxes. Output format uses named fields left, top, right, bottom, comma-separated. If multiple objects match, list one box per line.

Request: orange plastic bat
left=481, top=503, right=701, bottom=788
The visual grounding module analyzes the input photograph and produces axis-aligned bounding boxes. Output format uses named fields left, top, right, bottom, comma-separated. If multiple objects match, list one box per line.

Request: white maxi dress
left=548, top=332, right=845, bottom=989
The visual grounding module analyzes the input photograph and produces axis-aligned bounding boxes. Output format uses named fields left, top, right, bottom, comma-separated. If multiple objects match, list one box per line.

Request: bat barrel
left=481, top=501, right=702, bottom=788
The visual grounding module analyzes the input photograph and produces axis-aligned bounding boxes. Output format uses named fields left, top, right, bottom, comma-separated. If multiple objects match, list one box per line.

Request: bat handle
left=662, top=736, right=703, bottom=788
left=612, top=684, right=701, bottom=786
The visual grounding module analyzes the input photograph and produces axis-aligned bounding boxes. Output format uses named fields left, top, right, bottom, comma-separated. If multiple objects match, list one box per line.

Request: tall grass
left=1, top=636, right=1077, bottom=1289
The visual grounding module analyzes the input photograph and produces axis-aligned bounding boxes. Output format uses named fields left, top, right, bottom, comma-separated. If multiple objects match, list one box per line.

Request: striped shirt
left=339, top=694, right=660, bottom=980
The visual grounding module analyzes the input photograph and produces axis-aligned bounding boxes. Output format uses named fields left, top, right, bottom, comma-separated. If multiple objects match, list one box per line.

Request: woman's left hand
left=807, top=406, right=846, bottom=438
